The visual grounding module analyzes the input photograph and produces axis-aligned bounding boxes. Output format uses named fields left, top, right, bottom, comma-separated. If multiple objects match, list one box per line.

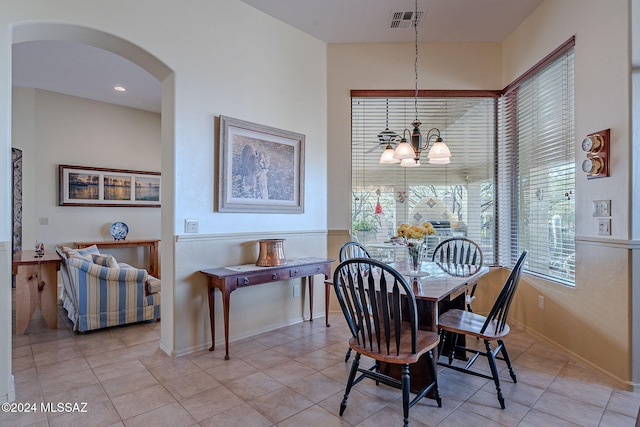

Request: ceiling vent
left=389, top=11, right=424, bottom=29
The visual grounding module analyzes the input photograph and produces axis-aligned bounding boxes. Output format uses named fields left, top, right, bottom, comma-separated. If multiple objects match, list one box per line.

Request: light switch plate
left=185, top=218, right=199, bottom=233
left=593, top=200, right=611, bottom=217
left=597, top=219, right=611, bottom=236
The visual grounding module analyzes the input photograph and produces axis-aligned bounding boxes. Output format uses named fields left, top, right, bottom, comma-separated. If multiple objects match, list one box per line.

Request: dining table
left=326, top=258, right=489, bottom=392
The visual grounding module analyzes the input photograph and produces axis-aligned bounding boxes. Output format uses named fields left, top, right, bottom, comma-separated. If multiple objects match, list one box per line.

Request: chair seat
left=349, top=328, right=439, bottom=364
left=438, top=309, right=510, bottom=341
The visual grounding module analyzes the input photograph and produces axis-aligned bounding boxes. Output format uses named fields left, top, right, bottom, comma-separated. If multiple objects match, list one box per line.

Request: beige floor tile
left=241, top=348, right=292, bottom=370
left=101, top=370, right=159, bottom=400
left=294, top=349, right=344, bottom=371
left=607, top=390, right=640, bottom=418
left=0, top=409, right=48, bottom=427
left=122, top=402, right=197, bottom=427
left=273, top=338, right=320, bottom=357
left=356, top=402, right=432, bottom=427
left=248, top=387, right=314, bottom=423
left=179, top=385, right=244, bottom=422
left=186, top=349, right=229, bottom=370
left=437, top=407, right=505, bottom=427
left=111, top=383, right=176, bottom=420
left=205, top=359, right=257, bottom=383
left=36, top=355, right=91, bottom=380
left=548, top=375, right=613, bottom=408
left=163, top=371, right=220, bottom=400
left=289, top=372, right=356, bottom=403
left=318, top=388, right=392, bottom=426
left=46, top=383, right=110, bottom=406
left=518, top=408, right=583, bottom=426
left=47, top=400, right=121, bottom=427
left=461, top=387, right=529, bottom=424
left=39, top=367, right=99, bottom=399
left=278, top=404, right=351, bottom=427
left=533, top=390, right=605, bottom=427
left=200, top=402, right=273, bottom=427
left=225, top=371, right=285, bottom=400
left=144, top=356, right=202, bottom=383
left=263, top=359, right=317, bottom=385
left=224, top=337, right=271, bottom=358
left=599, top=410, right=637, bottom=427
left=92, top=358, right=148, bottom=382
left=253, top=330, right=298, bottom=347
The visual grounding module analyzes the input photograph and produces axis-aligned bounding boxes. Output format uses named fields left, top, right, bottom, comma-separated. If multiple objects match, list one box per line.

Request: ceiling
left=11, top=0, right=542, bottom=113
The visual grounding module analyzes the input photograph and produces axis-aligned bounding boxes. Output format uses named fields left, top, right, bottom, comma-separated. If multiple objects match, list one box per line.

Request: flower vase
left=406, top=239, right=425, bottom=274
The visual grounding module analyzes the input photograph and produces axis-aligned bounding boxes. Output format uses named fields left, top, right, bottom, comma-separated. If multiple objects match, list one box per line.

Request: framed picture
left=59, top=165, right=160, bottom=207
left=218, top=116, right=305, bottom=213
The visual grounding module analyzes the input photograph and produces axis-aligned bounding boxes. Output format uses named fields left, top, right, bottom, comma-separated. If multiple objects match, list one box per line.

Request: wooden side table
left=75, top=239, right=160, bottom=278
left=12, top=250, right=61, bottom=334
left=200, top=257, right=333, bottom=360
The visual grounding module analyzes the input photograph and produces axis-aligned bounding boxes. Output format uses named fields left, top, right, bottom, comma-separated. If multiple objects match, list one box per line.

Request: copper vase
left=256, top=239, right=287, bottom=266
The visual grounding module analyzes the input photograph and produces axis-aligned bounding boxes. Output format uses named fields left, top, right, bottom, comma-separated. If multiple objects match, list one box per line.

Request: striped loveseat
left=57, top=245, right=161, bottom=332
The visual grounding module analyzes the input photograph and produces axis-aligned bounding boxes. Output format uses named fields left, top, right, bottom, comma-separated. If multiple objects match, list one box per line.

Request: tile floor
left=3, top=290, right=640, bottom=427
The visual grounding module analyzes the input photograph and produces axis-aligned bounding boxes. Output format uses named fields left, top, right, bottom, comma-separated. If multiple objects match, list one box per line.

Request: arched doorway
left=4, top=23, right=176, bottom=400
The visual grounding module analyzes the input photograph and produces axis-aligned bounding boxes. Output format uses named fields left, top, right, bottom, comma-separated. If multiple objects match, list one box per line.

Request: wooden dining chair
left=333, top=258, right=441, bottom=426
left=432, top=237, right=483, bottom=312
left=437, top=250, right=528, bottom=409
left=339, top=241, right=371, bottom=262
left=338, top=241, right=372, bottom=362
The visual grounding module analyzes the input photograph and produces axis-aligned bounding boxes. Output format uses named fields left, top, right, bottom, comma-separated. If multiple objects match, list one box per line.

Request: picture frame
left=59, top=165, right=161, bottom=207
left=218, top=115, right=305, bottom=213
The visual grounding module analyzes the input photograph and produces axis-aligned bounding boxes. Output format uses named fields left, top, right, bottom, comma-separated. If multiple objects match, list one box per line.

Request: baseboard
left=1, top=375, right=15, bottom=403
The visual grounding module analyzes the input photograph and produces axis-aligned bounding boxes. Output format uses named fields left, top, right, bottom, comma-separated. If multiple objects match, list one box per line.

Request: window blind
left=351, top=95, right=497, bottom=263
left=498, top=46, right=575, bottom=284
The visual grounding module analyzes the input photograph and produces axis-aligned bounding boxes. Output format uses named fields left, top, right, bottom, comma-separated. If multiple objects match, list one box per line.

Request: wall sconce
left=581, top=129, right=610, bottom=179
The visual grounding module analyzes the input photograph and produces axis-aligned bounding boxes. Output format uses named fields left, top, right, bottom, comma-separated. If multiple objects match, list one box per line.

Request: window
left=350, top=39, right=575, bottom=285
left=351, top=94, right=497, bottom=264
left=499, top=40, right=575, bottom=285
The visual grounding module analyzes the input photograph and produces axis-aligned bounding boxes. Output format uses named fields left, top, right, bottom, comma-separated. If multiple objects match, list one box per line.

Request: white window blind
left=498, top=45, right=575, bottom=284
left=351, top=95, right=496, bottom=263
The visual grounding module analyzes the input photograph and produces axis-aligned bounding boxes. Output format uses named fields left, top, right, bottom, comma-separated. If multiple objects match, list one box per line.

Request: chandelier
left=379, top=0, right=451, bottom=167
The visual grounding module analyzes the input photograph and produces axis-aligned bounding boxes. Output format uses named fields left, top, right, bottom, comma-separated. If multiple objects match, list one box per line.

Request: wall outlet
left=38, top=217, right=49, bottom=225
left=597, top=218, right=611, bottom=236
left=538, top=295, right=544, bottom=310
left=293, top=284, right=301, bottom=297
left=184, top=218, right=199, bottom=233
left=592, top=200, right=611, bottom=217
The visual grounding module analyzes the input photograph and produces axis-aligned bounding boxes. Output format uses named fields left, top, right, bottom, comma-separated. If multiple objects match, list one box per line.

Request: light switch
left=592, top=200, right=611, bottom=217
left=597, top=219, right=611, bottom=236
left=185, top=218, right=199, bottom=233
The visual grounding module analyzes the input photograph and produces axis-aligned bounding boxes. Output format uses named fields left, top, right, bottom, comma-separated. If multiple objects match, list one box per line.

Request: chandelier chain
left=414, top=0, right=419, bottom=120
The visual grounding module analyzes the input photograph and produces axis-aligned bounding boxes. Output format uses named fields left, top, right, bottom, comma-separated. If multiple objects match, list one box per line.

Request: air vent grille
left=389, top=11, right=424, bottom=29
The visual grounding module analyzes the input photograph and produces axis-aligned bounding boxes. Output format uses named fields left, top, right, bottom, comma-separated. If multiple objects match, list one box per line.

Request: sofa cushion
left=62, top=245, right=101, bottom=261
left=92, top=254, right=119, bottom=268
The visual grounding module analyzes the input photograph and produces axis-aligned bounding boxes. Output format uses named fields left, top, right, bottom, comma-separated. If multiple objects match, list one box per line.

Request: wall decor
left=218, top=115, right=305, bottom=213
left=59, top=165, right=160, bottom=207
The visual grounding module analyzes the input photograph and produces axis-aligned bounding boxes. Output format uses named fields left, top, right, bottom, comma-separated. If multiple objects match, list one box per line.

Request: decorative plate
left=110, top=222, right=129, bottom=241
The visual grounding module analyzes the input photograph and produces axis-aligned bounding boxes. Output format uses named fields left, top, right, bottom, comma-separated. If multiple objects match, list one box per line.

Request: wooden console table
left=12, top=250, right=61, bottom=334
left=200, top=257, right=333, bottom=360
left=76, top=239, right=160, bottom=278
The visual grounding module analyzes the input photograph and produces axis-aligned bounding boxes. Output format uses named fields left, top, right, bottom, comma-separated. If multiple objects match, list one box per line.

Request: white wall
left=12, top=89, right=161, bottom=265
left=1, top=0, right=329, bottom=402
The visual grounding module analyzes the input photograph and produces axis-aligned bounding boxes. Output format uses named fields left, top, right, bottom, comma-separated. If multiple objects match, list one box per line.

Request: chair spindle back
left=432, top=237, right=483, bottom=267
left=333, top=258, right=418, bottom=356
left=481, top=250, right=528, bottom=335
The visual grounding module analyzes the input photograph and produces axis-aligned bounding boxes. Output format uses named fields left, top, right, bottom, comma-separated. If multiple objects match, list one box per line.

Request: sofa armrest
left=146, top=276, right=161, bottom=296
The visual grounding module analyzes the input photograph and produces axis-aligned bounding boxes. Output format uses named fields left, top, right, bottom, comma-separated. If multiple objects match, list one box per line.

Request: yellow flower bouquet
left=397, top=222, right=436, bottom=240
left=397, top=222, right=436, bottom=274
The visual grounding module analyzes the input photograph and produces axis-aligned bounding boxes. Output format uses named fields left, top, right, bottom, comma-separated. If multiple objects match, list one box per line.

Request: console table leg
left=222, top=290, right=231, bottom=360
left=208, top=284, right=215, bottom=351
left=308, top=276, right=314, bottom=321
